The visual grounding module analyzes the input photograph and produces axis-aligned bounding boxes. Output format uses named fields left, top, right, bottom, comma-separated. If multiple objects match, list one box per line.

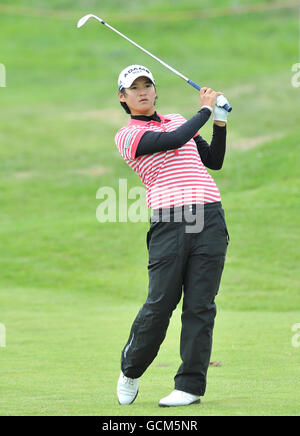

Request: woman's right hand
left=200, top=87, right=223, bottom=109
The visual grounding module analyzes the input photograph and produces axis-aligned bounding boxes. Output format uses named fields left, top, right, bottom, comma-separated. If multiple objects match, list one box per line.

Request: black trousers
left=121, top=201, right=229, bottom=396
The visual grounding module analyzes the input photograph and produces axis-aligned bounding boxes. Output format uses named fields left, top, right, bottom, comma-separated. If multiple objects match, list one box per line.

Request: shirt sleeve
left=135, top=108, right=211, bottom=157
left=115, top=127, right=147, bottom=161
left=194, top=124, right=227, bottom=170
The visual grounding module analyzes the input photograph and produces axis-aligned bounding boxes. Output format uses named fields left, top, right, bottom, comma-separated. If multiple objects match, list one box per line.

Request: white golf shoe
left=159, top=389, right=200, bottom=407
left=117, top=372, right=139, bottom=405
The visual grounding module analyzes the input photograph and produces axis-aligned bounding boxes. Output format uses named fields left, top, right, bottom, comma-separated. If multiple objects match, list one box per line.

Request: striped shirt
left=115, top=113, right=221, bottom=209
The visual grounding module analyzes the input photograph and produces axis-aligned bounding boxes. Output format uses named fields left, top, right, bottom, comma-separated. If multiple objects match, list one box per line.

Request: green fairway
left=1, top=288, right=299, bottom=416
left=0, top=0, right=300, bottom=416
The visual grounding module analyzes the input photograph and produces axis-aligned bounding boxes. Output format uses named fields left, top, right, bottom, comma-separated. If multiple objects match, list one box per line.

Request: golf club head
left=77, top=14, right=105, bottom=28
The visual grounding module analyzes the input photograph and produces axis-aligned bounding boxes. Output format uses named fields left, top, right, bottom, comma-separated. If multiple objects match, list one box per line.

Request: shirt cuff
left=200, top=105, right=213, bottom=113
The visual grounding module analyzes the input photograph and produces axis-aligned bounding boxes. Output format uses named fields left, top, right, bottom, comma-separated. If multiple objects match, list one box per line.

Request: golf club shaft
left=102, top=19, right=189, bottom=81
left=79, top=15, right=232, bottom=112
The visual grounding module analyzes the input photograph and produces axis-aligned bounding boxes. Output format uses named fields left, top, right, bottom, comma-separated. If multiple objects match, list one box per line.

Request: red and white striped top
left=115, top=113, right=221, bottom=209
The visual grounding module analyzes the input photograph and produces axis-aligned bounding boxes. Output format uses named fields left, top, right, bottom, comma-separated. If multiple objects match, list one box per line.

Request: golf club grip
left=187, top=79, right=232, bottom=112
left=223, top=103, right=232, bottom=112
left=188, top=79, right=201, bottom=91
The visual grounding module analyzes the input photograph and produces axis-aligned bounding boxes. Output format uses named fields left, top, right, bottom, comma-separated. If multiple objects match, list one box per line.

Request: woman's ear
left=118, top=91, right=126, bottom=103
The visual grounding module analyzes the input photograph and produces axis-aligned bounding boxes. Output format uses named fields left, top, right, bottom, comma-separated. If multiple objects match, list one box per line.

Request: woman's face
left=118, top=76, right=157, bottom=116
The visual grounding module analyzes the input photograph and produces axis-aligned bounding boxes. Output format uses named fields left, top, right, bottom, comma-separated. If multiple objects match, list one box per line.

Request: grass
left=0, top=0, right=300, bottom=416
left=1, top=288, right=299, bottom=416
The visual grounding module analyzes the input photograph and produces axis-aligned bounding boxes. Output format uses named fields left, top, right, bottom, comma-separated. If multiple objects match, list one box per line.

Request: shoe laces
left=122, top=374, right=135, bottom=386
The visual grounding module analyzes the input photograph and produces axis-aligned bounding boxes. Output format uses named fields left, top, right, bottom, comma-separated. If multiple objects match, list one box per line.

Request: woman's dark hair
left=119, top=88, right=131, bottom=114
left=119, top=86, right=158, bottom=114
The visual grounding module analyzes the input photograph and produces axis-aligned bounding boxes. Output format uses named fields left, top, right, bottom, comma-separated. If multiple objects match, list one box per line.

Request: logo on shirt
left=124, top=132, right=133, bottom=149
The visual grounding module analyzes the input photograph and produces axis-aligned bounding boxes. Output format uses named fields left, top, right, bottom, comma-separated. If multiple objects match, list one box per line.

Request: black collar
left=131, top=112, right=161, bottom=123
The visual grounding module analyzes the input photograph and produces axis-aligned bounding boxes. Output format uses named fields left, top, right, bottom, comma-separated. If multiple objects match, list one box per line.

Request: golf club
left=77, top=14, right=232, bottom=112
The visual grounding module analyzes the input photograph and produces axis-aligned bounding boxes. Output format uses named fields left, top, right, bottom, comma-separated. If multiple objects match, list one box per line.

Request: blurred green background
left=0, top=0, right=299, bottom=416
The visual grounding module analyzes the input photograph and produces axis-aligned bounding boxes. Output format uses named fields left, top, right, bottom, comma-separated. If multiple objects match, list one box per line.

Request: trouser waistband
left=151, top=202, right=222, bottom=222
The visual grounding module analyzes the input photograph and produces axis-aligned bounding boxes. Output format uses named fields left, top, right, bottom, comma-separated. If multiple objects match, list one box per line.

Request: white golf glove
left=214, top=95, right=230, bottom=123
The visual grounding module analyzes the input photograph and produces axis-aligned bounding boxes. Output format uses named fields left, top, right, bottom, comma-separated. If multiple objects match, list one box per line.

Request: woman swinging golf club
left=115, top=64, right=230, bottom=407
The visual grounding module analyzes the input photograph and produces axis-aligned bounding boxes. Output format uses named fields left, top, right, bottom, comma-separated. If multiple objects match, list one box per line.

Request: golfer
left=115, top=65, right=230, bottom=407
